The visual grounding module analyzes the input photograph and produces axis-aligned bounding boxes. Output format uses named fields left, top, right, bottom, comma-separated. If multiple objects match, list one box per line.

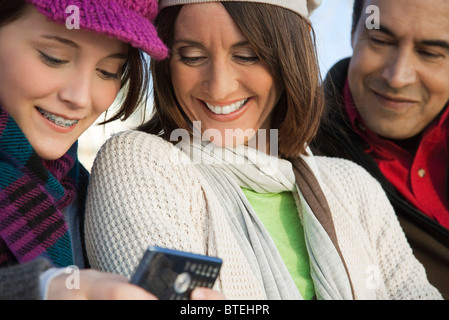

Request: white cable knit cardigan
left=84, top=130, right=442, bottom=300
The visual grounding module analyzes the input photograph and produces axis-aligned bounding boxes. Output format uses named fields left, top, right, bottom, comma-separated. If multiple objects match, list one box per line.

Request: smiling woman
left=0, top=0, right=176, bottom=300
left=143, top=1, right=323, bottom=158
left=168, top=3, right=283, bottom=150
left=0, top=8, right=128, bottom=160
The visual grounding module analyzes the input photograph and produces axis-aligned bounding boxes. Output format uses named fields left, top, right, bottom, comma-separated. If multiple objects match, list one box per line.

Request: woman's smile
left=203, top=98, right=249, bottom=115
left=169, top=3, right=281, bottom=147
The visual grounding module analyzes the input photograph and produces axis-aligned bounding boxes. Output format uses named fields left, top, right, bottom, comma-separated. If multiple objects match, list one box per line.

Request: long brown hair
left=0, top=0, right=149, bottom=124
left=140, top=2, right=324, bottom=158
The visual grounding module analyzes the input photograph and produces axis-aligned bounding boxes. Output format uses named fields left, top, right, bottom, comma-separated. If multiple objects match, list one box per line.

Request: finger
left=191, top=287, right=225, bottom=300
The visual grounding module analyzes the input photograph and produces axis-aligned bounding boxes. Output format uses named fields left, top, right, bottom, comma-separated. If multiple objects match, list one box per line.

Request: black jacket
left=311, top=58, right=449, bottom=299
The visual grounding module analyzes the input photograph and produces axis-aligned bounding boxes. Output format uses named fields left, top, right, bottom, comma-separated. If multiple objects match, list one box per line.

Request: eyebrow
left=40, top=35, right=128, bottom=59
left=375, top=25, right=449, bottom=52
left=41, top=35, right=79, bottom=49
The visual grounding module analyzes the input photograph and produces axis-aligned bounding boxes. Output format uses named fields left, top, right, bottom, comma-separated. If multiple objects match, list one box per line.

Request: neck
left=387, top=134, right=422, bottom=156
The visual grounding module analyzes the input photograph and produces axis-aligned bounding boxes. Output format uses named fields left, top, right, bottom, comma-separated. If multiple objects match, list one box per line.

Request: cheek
left=348, top=58, right=376, bottom=104
left=0, top=56, right=56, bottom=108
left=92, top=81, right=122, bottom=115
left=170, top=63, right=194, bottom=100
left=169, top=63, right=199, bottom=119
left=422, top=85, right=449, bottom=121
left=348, top=44, right=382, bottom=81
left=249, top=69, right=279, bottom=108
left=423, top=72, right=449, bottom=103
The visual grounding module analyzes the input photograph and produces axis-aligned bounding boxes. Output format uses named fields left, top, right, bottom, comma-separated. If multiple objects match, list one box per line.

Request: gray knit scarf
left=178, top=140, right=353, bottom=300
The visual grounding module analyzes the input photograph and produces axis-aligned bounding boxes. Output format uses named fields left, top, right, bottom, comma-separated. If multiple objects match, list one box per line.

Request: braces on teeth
left=37, top=107, right=79, bottom=127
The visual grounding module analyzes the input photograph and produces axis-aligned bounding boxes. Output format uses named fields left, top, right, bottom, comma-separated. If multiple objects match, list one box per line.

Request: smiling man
left=311, top=0, right=449, bottom=298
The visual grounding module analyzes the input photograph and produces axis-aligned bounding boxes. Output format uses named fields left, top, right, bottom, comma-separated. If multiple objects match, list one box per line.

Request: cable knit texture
left=85, top=131, right=442, bottom=300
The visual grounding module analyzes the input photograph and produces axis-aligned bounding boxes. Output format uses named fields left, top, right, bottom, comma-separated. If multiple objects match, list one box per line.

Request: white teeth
left=37, top=107, right=79, bottom=128
left=205, top=99, right=248, bottom=115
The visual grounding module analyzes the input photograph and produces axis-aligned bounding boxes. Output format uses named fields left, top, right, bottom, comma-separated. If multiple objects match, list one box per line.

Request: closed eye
left=97, top=69, right=120, bottom=80
left=370, top=37, right=392, bottom=46
left=179, top=55, right=207, bottom=66
left=234, top=55, right=259, bottom=64
left=39, top=50, right=68, bottom=66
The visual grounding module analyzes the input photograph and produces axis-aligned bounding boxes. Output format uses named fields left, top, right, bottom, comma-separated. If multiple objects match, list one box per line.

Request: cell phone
left=130, top=246, right=222, bottom=300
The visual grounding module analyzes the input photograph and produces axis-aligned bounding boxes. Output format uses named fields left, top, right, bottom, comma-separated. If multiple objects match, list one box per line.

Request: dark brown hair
left=0, top=0, right=149, bottom=124
left=352, top=0, right=366, bottom=33
left=139, top=2, right=324, bottom=159
left=0, top=0, right=27, bottom=27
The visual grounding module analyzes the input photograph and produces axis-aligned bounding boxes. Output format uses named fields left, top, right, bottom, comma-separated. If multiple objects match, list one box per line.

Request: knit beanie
left=26, top=0, right=168, bottom=60
left=159, top=0, right=321, bottom=18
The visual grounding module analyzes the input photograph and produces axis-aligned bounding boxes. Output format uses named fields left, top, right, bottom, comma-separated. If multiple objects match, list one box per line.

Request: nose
left=58, top=69, right=93, bottom=109
left=382, top=48, right=417, bottom=89
left=202, top=59, right=239, bottom=101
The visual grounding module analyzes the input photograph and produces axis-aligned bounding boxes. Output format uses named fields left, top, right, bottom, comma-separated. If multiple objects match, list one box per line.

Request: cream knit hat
left=159, top=0, right=321, bottom=18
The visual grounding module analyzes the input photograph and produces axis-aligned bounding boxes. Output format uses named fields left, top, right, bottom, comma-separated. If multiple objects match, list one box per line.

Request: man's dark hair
left=352, top=0, right=366, bottom=32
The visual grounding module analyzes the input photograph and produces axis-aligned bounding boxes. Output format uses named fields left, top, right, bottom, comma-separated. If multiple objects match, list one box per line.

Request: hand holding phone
left=130, top=246, right=222, bottom=300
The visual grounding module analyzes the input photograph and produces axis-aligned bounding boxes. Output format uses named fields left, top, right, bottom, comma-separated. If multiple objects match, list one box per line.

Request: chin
left=34, top=146, right=71, bottom=161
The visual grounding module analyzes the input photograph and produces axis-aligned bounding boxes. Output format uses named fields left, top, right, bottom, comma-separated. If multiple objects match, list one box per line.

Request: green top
left=241, top=188, right=315, bottom=300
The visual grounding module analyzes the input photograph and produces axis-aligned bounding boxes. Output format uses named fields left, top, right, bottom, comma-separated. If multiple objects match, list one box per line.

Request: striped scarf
left=0, top=107, right=78, bottom=267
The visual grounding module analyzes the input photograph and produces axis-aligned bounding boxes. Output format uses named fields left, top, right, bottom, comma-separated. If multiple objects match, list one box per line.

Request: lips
left=370, top=89, right=420, bottom=111
left=36, top=107, right=79, bottom=128
left=371, top=88, right=419, bottom=103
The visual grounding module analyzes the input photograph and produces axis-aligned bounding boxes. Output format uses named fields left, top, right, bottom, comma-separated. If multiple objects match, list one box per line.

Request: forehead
left=363, top=0, right=449, bottom=40
left=1, top=5, right=127, bottom=54
left=173, top=3, right=246, bottom=44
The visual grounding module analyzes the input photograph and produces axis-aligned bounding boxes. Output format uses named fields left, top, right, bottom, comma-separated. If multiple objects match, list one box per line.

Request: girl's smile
left=0, top=5, right=128, bottom=160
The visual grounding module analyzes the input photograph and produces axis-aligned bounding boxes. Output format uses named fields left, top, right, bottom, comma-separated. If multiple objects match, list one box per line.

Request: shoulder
left=314, top=155, right=379, bottom=190
left=97, top=130, right=175, bottom=159
left=89, top=130, right=203, bottom=196
left=313, top=155, right=393, bottom=218
left=93, top=130, right=189, bottom=172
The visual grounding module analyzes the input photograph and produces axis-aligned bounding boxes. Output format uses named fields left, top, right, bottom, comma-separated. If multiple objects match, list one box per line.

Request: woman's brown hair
left=140, top=2, right=325, bottom=159
left=0, top=0, right=149, bottom=124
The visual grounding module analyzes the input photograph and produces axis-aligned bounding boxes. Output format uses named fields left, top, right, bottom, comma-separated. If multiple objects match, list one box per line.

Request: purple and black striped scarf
left=0, top=107, right=78, bottom=267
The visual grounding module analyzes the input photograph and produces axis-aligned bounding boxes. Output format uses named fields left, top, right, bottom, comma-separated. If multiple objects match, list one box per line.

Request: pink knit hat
left=26, top=0, right=168, bottom=60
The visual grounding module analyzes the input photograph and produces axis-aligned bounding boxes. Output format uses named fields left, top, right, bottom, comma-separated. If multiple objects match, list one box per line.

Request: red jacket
left=343, top=81, right=449, bottom=229
left=312, top=58, right=449, bottom=299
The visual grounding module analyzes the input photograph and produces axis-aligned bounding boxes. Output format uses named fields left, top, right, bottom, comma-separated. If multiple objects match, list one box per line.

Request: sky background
left=311, top=0, right=355, bottom=77
left=79, top=0, right=356, bottom=170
